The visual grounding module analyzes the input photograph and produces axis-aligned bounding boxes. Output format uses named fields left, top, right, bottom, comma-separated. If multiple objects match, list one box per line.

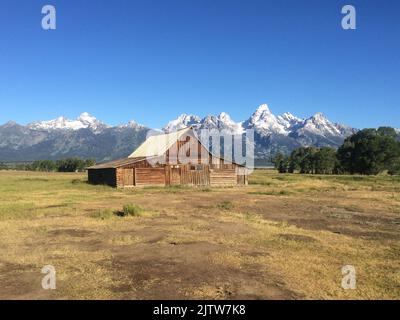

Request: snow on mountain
left=293, top=112, right=359, bottom=140
left=77, top=112, right=108, bottom=131
left=216, top=112, right=245, bottom=134
left=163, top=114, right=201, bottom=132
left=162, top=103, right=357, bottom=158
left=244, top=104, right=289, bottom=136
left=164, top=112, right=244, bottom=134
left=163, top=104, right=356, bottom=140
left=200, top=113, right=244, bottom=134
left=28, top=116, right=84, bottom=131
left=297, top=112, right=341, bottom=137
left=28, top=112, right=109, bottom=133
left=117, top=120, right=146, bottom=130
left=333, top=122, right=358, bottom=136
left=276, top=112, right=303, bottom=130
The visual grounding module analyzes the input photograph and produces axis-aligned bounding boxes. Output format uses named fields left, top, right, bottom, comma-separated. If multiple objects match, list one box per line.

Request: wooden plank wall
left=167, top=136, right=216, bottom=166
left=210, top=169, right=237, bottom=186
left=122, top=168, right=134, bottom=186
left=180, top=165, right=210, bottom=186
left=135, top=168, right=166, bottom=186
left=236, top=175, right=247, bottom=185
left=116, top=159, right=159, bottom=187
left=170, top=168, right=181, bottom=185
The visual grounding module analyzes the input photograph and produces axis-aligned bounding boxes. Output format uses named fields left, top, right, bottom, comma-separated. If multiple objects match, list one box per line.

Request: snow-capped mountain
left=117, top=120, right=146, bottom=130
left=163, top=114, right=201, bottom=132
left=297, top=112, right=342, bottom=136
left=28, top=112, right=110, bottom=133
left=164, top=112, right=245, bottom=134
left=276, top=112, right=303, bottom=130
left=0, top=104, right=359, bottom=162
left=163, top=104, right=358, bottom=159
left=244, top=104, right=290, bottom=135
left=164, top=104, right=355, bottom=139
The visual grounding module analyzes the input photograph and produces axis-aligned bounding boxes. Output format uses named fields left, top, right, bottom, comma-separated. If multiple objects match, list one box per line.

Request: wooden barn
left=87, top=127, right=249, bottom=188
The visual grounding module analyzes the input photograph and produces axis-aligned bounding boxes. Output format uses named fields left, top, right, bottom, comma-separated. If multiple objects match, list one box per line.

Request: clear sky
left=0, top=0, right=399, bottom=129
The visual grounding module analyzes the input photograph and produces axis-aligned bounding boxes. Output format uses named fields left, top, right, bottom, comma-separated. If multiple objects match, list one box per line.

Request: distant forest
left=273, top=127, right=400, bottom=175
left=0, top=158, right=95, bottom=173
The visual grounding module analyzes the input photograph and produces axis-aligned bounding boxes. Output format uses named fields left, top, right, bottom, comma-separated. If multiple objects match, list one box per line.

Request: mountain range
left=0, top=104, right=362, bottom=162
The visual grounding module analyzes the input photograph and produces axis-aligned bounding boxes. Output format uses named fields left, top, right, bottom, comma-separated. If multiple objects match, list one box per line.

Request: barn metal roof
left=128, top=127, right=192, bottom=158
left=87, top=157, right=148, bottom=169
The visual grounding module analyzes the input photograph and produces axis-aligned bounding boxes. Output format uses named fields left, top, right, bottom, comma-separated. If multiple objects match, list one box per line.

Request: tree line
left=273, top=127, right=400, bottom=175
left=0, top=158, right=96, bottom=172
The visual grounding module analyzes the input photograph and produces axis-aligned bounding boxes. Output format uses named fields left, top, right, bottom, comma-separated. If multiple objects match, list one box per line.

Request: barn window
left=190, top=164, right=203, bottom=171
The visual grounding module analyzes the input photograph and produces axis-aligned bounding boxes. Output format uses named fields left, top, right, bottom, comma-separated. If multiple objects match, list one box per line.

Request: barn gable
left=128, top=127, right=193, bottom=158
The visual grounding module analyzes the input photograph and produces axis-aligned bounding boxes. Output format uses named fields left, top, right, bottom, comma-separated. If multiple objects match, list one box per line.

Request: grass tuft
left=248, top=190, right=291, bottom=196
left=122, top=204, right=144, bottom=217
left=91, top=209, right=115, bottom=220
left=217, top=201, right=234, bottom=210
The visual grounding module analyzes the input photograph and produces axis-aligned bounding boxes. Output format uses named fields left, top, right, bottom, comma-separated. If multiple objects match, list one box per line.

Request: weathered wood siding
left=135, top=168, right=166, bottom=186
left=236, top=167, right=249, bottom=185
left=166, top=135, right=216, bottom=166
left=209, top=169, right=237, bottom=186
left=121, top=168, right=134, bottom=187
left=165, top=166, right=181, bottom=185
left=180, top=165, right=210, bottom=186
left=115, top=159, right=157, bottom=187
left=236, top=175, right=248, bottom=185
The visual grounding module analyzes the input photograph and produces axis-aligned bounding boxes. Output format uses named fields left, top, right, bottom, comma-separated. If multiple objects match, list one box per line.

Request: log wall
left=180, top=165, right=210, bottom=186
left=135, top=167, right=166, bottom=186
left=116, top=159, right=155, bottom=187
left=209, top=169, right=237, bottom=186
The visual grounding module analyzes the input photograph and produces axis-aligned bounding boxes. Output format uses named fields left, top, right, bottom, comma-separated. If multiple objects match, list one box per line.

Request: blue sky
left=0, top=0, right=399, bottom=129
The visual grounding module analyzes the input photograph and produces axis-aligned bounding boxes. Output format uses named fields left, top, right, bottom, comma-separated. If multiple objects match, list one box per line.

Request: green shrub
left=91, top=209, right=114, bottom=220
left=217, top=201, right=233, bottom=210
left=123, top=204, right=144, bottom=217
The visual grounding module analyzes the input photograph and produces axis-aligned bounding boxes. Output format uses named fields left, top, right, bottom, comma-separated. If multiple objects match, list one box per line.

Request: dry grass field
left=0, top=170, right=399, bottom=300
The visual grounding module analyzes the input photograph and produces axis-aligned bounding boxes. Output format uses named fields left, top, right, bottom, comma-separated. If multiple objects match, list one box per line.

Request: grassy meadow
left=0, top=170, right=399, bottom=299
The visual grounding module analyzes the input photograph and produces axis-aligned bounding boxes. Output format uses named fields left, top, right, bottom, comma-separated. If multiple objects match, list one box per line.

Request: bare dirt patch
left=47, top=228, right=97, bottom=238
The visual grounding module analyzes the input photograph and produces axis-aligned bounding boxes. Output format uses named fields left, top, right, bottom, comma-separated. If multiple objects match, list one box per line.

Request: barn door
left=170, top=167, right=181, bottom=185
left=123, top=168, right=134, bottom=186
